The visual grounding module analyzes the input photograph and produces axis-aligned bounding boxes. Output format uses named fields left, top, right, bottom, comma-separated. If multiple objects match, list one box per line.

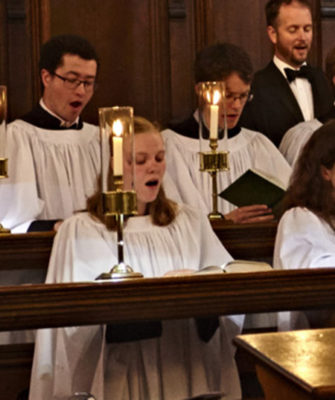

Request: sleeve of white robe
left=274, top=207, right=335, bottom=270
left=0, top=122, right=44, bottom=231
left=279, top=119, right=322, bottom=168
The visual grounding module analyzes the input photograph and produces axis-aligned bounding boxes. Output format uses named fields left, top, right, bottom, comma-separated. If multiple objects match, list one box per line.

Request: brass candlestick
left=0, top=85, right=10, bottom=234
left=199, top=139, right=229, bottom=220
left=198, top=81, right=229, bottom=220
left=96, top=106, right=143, bottom=280
left=96, top=187, right=143, bottom=280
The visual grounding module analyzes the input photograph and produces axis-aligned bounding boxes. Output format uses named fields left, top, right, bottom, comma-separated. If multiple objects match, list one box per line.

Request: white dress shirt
left=274, top=56, right=314, bottom=121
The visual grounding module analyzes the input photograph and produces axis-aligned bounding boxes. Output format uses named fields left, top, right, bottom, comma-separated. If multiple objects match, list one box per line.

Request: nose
left=74, top=82, right=86, bottom=95
left=147, top=159, right=160, bottom=173
left=297, top=28, right=308, bottom=41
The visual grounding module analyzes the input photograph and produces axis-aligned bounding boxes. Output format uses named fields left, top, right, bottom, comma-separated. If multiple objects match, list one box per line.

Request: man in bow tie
left=0, top=34, right=101, bottom=237
left=240, top=0, right=334, bottom=147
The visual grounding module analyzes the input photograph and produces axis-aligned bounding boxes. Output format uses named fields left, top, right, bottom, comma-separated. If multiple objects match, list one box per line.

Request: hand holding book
left=220, top=169, right=286, bottom=221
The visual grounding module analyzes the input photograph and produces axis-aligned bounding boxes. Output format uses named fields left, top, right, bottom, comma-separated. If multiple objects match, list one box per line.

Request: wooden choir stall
left=1, top=220, right=335, bottom=400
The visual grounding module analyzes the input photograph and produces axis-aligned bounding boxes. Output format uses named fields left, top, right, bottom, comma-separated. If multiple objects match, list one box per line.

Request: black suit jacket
left=240, top=61, right=334, bottom=147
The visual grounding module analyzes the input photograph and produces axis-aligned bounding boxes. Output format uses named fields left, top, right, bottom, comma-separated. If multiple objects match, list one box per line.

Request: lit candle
left=209, top=104, right=219, bottom=140
left=0, top=86, right=7, bottom=159
left=112, top=119, right=123, bottom=176
left=209, top=90, right=220, bottom=140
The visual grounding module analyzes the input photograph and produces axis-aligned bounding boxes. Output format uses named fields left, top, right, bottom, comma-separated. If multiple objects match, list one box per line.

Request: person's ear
left=332, top=75, right=335, bottom=90
left=41, top=69, right=52, bottom=88
left=321, top=165, right=332, bottom=181
left=267, top=25, right=277, bottom=45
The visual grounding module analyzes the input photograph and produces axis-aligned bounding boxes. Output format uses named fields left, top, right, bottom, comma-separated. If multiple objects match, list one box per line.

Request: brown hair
left=281, top=120, right=335, bottom=228
left=194, top=42, right=253, bottom=85
left=265, top=0, right=312, bottom=27
left=87, top=116, right=177, bottom=229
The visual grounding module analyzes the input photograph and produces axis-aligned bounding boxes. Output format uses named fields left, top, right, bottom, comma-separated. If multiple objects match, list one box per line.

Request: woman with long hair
left=274, top=119, right=335, bottom=329
left=29, top=116, right=243, bottom=400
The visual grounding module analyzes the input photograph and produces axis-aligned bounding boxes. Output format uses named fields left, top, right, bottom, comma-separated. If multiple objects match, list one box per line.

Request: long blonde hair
left=87, top=116, right=177, bottom=228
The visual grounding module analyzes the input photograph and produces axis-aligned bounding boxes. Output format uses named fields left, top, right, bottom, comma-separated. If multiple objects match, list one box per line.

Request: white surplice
left=274, top=207, right=335, bottom=330
left=162, top=127, right=292, bottom=215
left=0, top=119, right=100, bottom=232
left=29, top=205, right=244, bottom=400
left=279, top=119, right=322, bottom=168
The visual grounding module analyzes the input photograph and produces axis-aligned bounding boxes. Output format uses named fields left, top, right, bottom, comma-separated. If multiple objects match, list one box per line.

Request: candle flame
left=112, top=119, right=123, bottom=137
left=213, top=90, right=221, bottom=105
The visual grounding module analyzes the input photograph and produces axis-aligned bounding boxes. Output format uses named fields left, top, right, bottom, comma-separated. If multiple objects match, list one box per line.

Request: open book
left=219, top=168, right=286, bottom=211
left=183, top=393, right=224, bottom=400
left=197, top=260, right=272, bottom=275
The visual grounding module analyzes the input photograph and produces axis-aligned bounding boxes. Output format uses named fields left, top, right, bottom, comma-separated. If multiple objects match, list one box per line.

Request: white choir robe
left=274, top=207, right=335, bottom=330
left=279, top=119, right=322, bottom=168
left=29, top=205, right=244, bottom=400
left=0, top=119, right=100, bottom=233
left=162, top=127, right=292, bottom=215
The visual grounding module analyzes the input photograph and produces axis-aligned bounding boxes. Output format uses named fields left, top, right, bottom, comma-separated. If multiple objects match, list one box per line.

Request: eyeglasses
left=53, top=73, right=96, bottom=91
left=226, top=91, right=253, bottom=104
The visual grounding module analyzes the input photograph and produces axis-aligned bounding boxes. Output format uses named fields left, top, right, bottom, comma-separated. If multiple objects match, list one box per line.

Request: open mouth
left=70, top=101, right=82, bottom=109
left=294, top=45, right=307, bottom=51
left=145, top=180, right=159, bottom=187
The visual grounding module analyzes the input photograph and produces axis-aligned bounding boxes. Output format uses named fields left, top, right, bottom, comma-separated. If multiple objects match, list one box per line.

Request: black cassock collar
left=21, top=104, right=83, bottom=130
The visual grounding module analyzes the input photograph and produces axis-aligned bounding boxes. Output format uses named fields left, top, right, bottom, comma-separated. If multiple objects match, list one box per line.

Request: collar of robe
left=21, top=104, right=83, bottom=130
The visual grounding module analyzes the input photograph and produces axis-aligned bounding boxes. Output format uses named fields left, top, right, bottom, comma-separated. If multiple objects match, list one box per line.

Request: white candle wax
left=113, top=136, right=123, bottom=176
left=209, top=104, right=219, bottom=140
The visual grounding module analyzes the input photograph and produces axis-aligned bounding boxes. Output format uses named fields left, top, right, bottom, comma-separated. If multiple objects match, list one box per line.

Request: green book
left=219, top=168, right=286, bottom=209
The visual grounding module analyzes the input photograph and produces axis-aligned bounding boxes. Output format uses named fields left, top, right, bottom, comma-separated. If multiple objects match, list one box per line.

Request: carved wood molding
left=27, top=0, right=51, bottom=104
left=168, top=0, right=186, bottom=19
left=1, top=268, right=335, bottom=331
left=148, top=0, right=171, bottom=124
left=6, top=0, right=25, bottom=19
left=0, top=1, right=8, bottom=84
left=321, top=0, right=335, bottom=17
left=194, top=0, right=213, bottom=52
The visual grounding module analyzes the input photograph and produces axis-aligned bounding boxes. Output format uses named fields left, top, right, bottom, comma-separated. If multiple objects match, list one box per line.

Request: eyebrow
left=64, top=71, right=96, bottom=79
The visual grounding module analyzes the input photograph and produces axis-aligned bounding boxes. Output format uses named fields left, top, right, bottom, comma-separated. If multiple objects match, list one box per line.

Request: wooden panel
left=0, top=343, right=33, bottom=400
left=212, top=220, right=277, bottom=260
left=48, top=0, right=171, bottom=126
left=0, top=0, right=8, bottom=86
left=1, top=268, right=335, bottom=331
left=6, top=0, right=34, bottom=121
left=211, top=0, right=272, bottom=71
left=0, top=231, right=54, bottom=270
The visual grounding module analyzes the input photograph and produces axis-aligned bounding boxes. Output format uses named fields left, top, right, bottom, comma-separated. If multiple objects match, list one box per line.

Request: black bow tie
left=284, top=65, right=312, bottom=83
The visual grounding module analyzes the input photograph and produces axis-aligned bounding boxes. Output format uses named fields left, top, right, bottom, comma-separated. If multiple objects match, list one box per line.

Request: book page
left=197, top=261, right=272, bottom=274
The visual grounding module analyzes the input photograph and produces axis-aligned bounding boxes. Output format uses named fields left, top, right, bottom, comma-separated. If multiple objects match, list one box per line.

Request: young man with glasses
left=0, top=34, right=100, bottom=234
left=162, top=42, right=292, bottom=223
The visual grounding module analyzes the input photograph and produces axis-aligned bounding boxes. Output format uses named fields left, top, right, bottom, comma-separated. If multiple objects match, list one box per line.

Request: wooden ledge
left=1, top=268, right=335, bottom=331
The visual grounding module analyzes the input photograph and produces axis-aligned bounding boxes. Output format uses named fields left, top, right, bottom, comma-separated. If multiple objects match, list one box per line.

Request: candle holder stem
left=96, top=190, right=143, bottom=281
left=117, top=213, right=125, bottom=264
left=208, top=170, right=224, bottom=220
left=0, top=157, right=10, bottom=233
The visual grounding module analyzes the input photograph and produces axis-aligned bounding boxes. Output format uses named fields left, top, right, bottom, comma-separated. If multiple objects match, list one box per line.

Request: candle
left=112, top=119, right=123, bottom=176
left=0, top=86, right=7, bottom=159
left=209, top=104, right=219, bottom=140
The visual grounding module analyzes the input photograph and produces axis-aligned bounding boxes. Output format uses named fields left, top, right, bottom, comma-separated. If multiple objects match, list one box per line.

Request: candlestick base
left=96, top=262, right=143, bottom=281
left=0, top=158, right=8, bottom=178
left=0, top=223, right=10, bottom=234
